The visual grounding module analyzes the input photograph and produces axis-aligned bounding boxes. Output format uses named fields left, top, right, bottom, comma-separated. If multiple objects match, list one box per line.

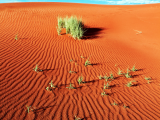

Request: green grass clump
left=57, top=16, right=86, bottom=40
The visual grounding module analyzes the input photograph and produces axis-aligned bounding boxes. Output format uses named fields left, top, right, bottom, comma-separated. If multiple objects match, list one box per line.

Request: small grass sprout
left=15, top=34, right=18, bottom=40
left=124, top=68, right=132, bottom=78
left=77, top=74, right=84, bottom=85
left=123, top=104, right=129, bottom=108
left=84, top=57, right=91, bottom=67
left=75, top=115, right=81, bottom=120
left=69, top=68, right=75, bottom=74
left=144, top=76, right=151, bottom=84
left=33, top=64, right=42, bottom=73
left=117, top=68, right=123, bottom=75
left=98, top=75, right=103, bottom=80
left=26, top=105, right=34, bottom=113
left=126, top=80, right=136, bottom=87
left=46, top=86, right=52, bottom=91
left=49, top=80, right=56, bottom=88
left=80, top=55, right=84, bottom=59
left=111, top=101, right=118, bottom=106
left=104, top=75, right=110, bottom=81
left=69, top=59, right=73, bottom=62
left=130, top=64, right=138, bottom=72
left=104, top=82, right=111, bottom=89
left=101, top=91, right=108, bottom=97
left=110, top=72, right=114, bottom=80
left=66, top=83, right=75, bottom=89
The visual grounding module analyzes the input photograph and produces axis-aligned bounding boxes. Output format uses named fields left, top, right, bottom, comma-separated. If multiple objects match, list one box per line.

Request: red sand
left=0, top=2, right=160, bottom=120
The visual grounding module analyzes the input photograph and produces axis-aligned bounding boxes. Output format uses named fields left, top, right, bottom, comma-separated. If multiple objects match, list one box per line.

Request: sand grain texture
left=0, top=2, right=160, bottom=120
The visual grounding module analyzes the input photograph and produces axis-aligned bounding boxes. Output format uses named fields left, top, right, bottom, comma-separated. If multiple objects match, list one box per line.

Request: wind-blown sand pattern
left=0, top=2, right=160, bottom=120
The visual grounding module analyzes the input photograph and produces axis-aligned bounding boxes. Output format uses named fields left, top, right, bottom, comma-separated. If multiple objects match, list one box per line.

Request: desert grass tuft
left=57, top=16, right=86, bottom=40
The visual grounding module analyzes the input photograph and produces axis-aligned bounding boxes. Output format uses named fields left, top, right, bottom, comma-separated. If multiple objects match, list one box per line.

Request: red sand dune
left=0, top=2, right=160, bottom=120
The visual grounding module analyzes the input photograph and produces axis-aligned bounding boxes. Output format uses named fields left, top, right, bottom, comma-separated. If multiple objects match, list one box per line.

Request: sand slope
left=0, top=2, right=160, bottom=120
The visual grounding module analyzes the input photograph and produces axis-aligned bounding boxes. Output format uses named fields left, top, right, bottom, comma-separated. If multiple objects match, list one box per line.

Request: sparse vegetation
left=57, top=16, right=86, bottom=40
left=66, top=83, right=75, bottom=89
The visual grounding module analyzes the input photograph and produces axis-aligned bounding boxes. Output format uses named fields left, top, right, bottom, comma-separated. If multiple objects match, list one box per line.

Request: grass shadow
left=83, top=27, right=104, bottom=39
